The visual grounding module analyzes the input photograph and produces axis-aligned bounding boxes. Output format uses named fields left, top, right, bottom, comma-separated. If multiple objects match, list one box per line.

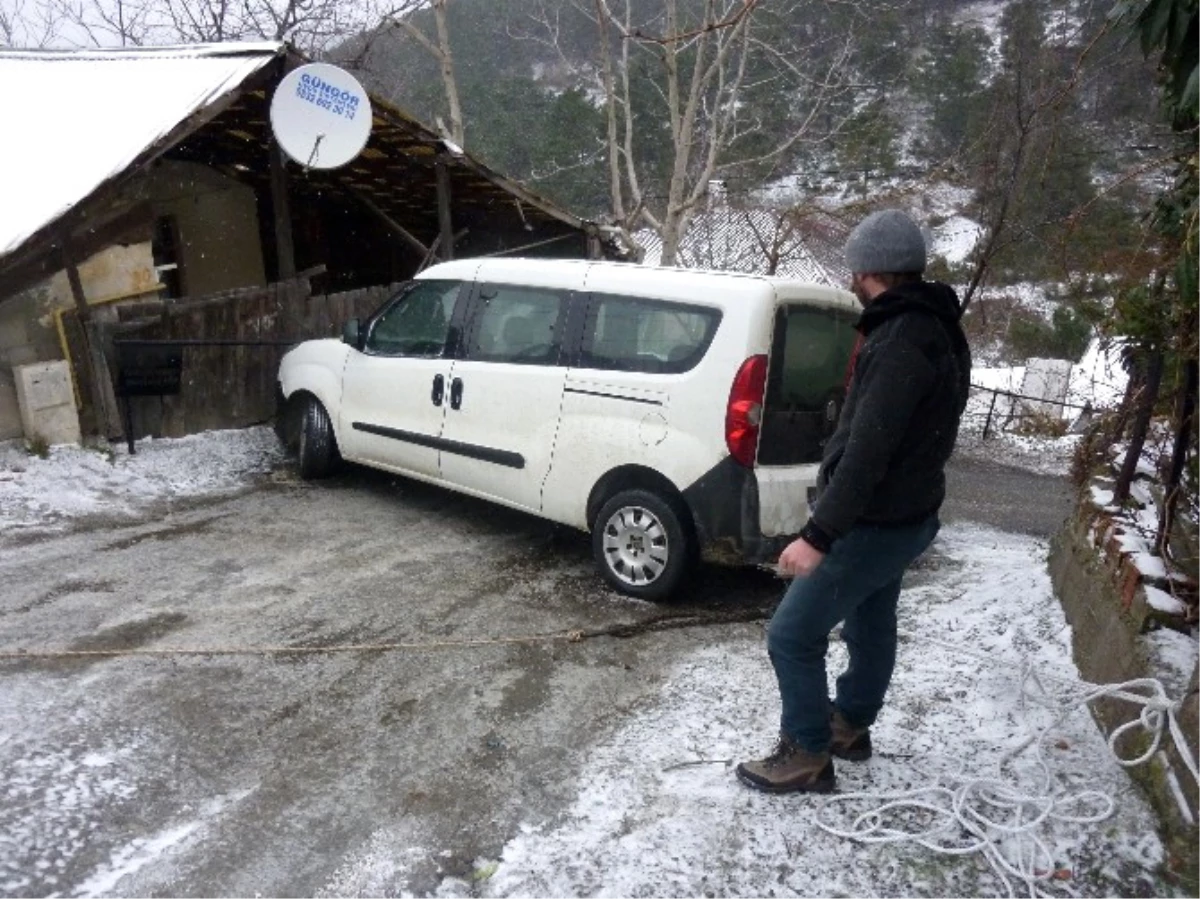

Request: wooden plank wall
left=62, top=279, right=400, bottom=440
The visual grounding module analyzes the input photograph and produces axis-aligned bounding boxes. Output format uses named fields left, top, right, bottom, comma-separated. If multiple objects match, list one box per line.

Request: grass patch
left=24, top=433, right=49, bottom=459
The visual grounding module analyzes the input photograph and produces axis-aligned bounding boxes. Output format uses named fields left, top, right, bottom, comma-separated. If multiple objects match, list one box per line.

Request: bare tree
left=957, top=6, right=1115, bottom=314
left=379, top=0, right=464, bottom=146
left=0, top=0, right=60, bottom=46
left=45, top=0, right=151, bottom=45
left=25, top=0, right=364, bottom=52
left=587, top=0, right=856, bottom=265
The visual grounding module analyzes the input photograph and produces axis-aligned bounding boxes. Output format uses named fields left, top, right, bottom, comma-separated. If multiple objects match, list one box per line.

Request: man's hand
left=776, top=537, right=825, bottom=578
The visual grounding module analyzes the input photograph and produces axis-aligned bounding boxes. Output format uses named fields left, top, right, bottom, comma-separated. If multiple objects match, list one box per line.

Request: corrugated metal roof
left=0, top=43, right=283, bottom=257
left=637, top=205, right=850, bottom=287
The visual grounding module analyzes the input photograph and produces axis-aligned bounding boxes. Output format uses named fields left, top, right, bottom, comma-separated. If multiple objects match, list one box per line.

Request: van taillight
left=726, top=354, right=768, bottom=467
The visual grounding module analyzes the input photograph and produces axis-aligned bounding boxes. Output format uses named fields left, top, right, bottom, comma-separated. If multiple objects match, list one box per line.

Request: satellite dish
left=270, top=63, right=372, bottom=170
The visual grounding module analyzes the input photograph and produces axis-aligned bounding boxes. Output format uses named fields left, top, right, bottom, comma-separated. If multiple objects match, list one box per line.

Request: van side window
left=758, top=306, right=859, bottom=465
left=465, top=286, right=566, bottom=365
left=581, top=294, right=721, bottom=374
left=366, top=280, right=461, bottom=357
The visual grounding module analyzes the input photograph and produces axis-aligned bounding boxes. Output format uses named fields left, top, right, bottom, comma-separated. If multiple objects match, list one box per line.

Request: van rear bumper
left=682, top=458, right=812, bottom=565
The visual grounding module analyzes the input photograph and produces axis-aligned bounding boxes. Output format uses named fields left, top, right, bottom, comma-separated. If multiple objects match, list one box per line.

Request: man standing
left=737, top=209, right=971, bottom=794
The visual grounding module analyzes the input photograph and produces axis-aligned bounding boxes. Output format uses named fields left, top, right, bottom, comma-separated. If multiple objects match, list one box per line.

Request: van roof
left=416, top=256, right=840, bottom=290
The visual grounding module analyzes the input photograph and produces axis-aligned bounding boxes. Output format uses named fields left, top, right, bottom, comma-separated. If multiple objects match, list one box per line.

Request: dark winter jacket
left=800, top=280, right=971, bottom=549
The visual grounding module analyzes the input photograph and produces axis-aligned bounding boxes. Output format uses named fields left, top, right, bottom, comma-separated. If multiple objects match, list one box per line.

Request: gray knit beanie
left=844, top=209, right=927, bottom=274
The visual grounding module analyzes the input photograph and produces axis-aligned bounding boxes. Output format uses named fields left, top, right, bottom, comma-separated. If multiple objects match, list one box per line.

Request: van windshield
left=757, top=305, right=859, bottom=466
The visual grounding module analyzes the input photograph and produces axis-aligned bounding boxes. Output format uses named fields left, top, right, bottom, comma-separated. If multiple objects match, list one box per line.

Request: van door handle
left=450, top=377, right=463, bottom=410
left=431, top=374, right=445, bottom=406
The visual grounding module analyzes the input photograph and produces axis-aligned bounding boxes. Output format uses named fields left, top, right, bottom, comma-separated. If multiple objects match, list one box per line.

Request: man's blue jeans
left=767, top=516, right=940, bottom=753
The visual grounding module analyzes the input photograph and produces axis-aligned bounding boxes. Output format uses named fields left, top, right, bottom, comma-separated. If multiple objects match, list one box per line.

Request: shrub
left=1007, top=307, right=1093, bottom=362
left=1013, top=409, right=1069, bottom=438
left=25, top=434, right=49, bottom=459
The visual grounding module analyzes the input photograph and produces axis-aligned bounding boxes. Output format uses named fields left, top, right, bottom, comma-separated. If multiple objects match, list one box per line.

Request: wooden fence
left=62, top=277, right=401, bottom=441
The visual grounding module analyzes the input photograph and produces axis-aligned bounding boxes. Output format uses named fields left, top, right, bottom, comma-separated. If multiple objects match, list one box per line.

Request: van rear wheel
left=593, top=489, right=692, bottom=601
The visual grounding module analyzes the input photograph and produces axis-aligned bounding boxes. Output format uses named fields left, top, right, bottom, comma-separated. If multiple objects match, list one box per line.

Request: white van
left=276, top=258, right=860, bottom=599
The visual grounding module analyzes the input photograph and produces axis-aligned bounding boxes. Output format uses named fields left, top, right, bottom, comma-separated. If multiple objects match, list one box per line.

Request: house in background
left=0, top=42, right=617, bottom=441
left=637, top=188, right=850, bottom=287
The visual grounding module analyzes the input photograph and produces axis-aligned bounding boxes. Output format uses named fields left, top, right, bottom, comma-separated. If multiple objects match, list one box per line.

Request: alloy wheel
left=601, top=504, right=670, bottom=586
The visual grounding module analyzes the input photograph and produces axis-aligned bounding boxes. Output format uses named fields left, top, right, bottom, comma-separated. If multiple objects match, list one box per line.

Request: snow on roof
left=0, top=43, right=284, bottom=259
left=637, top=204, right=849, bottom=286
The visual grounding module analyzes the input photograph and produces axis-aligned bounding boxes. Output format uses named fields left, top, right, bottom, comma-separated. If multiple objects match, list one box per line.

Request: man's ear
left=859, top=274, right=887, bottom=299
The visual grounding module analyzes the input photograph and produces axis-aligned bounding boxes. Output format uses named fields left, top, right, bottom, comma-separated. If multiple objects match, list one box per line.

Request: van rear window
left=580, top=294, right=721, bottom=374
left=757, top=306, right=859, bottom=465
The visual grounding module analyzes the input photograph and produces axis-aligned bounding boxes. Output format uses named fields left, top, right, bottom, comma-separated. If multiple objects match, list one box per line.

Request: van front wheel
left=297, top=396, right=339, bottom=479
left=593, top=489, right=692, bottom=601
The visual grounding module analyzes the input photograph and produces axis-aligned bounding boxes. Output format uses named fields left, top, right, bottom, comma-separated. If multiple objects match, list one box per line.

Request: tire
left=592, top=488, right=694, bottom=601
left=297, top=396, right=339, bottom=479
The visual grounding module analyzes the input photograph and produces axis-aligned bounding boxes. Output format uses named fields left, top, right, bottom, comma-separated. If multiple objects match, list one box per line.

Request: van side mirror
left=342, top=318, right=363, bottom=350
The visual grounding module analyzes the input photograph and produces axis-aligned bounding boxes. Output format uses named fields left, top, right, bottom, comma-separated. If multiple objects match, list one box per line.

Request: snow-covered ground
left=0, top=415, right=1192, bottom=896
left=323, top=524, right=1188, bottom=898
left=931, top=215, right=983, bottom=265
left=960, top=338, right=1128, bottom=476
left=0, top=426, right=283, bottom=541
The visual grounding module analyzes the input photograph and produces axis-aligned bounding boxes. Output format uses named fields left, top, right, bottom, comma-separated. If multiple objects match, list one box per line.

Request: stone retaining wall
left=1049, top=496, right=1198, bottom=889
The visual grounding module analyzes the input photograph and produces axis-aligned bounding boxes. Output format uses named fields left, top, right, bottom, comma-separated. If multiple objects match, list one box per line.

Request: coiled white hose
left=815, top=629, right=1197, bottom=898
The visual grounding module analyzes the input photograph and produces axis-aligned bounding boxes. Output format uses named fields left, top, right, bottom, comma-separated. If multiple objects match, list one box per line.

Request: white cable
left=813, top=626, right=1197, bottom=898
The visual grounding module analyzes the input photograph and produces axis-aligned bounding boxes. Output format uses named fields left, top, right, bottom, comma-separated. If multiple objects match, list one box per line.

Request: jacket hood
left=857, top=280, right=963, bottom=335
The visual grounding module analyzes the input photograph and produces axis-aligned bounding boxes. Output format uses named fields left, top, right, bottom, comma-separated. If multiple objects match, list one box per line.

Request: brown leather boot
left=829, top=709, right=872, bottom=762
left=736, top=735, right=835, bottom=794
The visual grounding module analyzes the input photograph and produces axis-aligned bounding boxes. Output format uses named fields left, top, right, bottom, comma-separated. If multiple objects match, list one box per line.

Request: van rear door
left=755, top=300, right=859, bottom=536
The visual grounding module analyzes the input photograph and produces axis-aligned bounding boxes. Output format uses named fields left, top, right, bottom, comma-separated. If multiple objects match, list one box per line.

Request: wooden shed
left=0, top=42, right=617, bottom=440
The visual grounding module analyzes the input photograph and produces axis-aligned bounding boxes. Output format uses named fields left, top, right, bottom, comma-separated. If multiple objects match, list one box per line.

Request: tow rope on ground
left=813, top=627, right=1198, bottom=899
left=0, top=606, right=770, bottom=661
left=3, top=608, right=1194, bottom=895
left=0, top=631, right=588, bottom=659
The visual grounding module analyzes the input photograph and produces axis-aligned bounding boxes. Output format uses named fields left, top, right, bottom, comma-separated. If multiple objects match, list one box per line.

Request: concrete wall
left=0, top=283, right=57, bottom=439
left=0, top=242, right=156, bottom=440
left=46, top=243, right=157, bottom=305
left=145, top=160, right=266, bottom=296
left=1049, top=498, right=1199, bottom=889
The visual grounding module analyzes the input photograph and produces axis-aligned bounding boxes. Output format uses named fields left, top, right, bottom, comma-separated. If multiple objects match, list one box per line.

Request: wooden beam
left=0, top=203, right=153, bottom=304
left=59, top=237, right=120, bottom=439
left=447, top=149, right=590, bottom=231
left=62, top=247, right=91, bottom=320
left=481, top=233, right=578, bottom=258
left=269, top=142, right=296, bottom=280
left=435, top=155, right=455, bottom=261
left=349, top=189, right=438, bottom=261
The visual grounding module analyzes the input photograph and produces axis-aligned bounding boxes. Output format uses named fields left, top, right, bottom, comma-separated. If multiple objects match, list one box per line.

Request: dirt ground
left=0, top=456, right=1079, bottom=897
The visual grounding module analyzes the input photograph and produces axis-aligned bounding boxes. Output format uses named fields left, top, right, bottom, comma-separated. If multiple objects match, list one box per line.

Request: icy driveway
left=329, top=526, right=1179, bottom=898
left=0, top=430, right=1186, bottom=897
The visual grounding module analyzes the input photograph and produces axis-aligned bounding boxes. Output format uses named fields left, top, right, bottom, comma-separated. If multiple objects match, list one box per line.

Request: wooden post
left=61, top=244, right=119, bottom=439
left=269, top=142, right=297, bottom=280
left=982, top=390, right=998, bottom=440
left=1157, top=357, right=1198, bottom=553
left=435, top=155, right=455, bottom=261
left=121, top=396, right=136, bottom=456
left=1115, top=350, right=1165, bottom=504
left=351, top=190, right=437, bottom=260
